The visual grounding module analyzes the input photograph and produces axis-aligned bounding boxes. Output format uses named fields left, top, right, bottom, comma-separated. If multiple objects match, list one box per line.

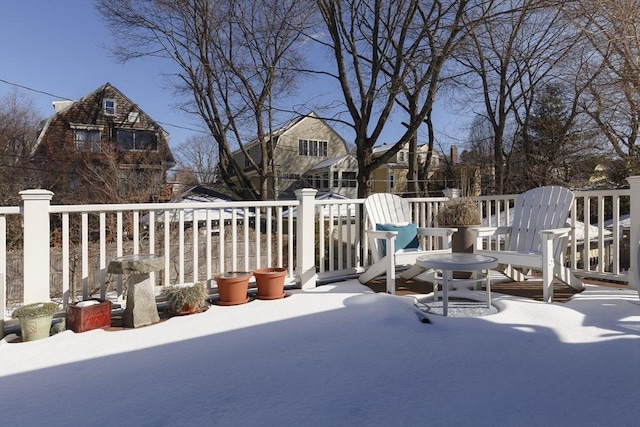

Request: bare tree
left=174, top=134, right=219, bottom=186
left=315, top=0, right=491, bottom=197
left=0, top=89, right=42, bottom=205
left=97, top=0, right=315, bottom=200
left=459, top=114, right=496, bottom=193
left=569, top=0, right=640, bottom=177
left=509, top=82, right=599, bottom=191
left=455, top=0, right=580, bottom=194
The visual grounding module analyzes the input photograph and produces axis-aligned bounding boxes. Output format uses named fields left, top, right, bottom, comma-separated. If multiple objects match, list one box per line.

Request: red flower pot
left=254, top=267, right=287, bottom=300
left=66, top=299, right=112, bottom=332
left=215, top=272, right=252, bottom=305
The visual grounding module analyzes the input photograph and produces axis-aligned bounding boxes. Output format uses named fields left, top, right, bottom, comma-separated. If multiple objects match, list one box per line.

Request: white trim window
left=104, top=99, right=116, bottom=116
left=74, top=129, right=101, bottom=153
left=298, top=139, right=327, bottom=157
left=342, top=171, right=357, bottom=188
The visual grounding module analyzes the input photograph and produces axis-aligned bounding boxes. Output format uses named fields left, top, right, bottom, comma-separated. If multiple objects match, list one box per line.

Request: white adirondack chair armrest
left=468, top=226, right=511, bottom=238
left=366, top=229, right=398, bottom=240
left=538, top=227, right=571, bottom=238
left=366, top=229, right=399, bottom=258
left=417, top=227, right=457, bottom=237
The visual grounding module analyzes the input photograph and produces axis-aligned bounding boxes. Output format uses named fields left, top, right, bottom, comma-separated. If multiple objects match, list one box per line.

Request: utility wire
left=0, top=78, right=207, bottom=136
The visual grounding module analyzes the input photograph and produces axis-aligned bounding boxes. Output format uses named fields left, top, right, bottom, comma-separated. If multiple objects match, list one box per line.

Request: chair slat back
left=507, top=186, right=574, bottom=259
left=364, top=193, right=413, bottom=261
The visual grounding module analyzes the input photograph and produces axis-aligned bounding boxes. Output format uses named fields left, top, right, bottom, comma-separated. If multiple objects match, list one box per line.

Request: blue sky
left=0, top=0, right=206, bottom=147
left=0, top=0, right=466, bottom=151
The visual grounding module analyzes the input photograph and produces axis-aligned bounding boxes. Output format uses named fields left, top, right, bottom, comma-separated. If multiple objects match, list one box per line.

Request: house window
left=322, top=173, right=329, bottom=189
left=298, top=139, right=327, bottom=157
left=281, top=173, right=301, bottom=180
left=398, top=152, right=404, bottom=162
left=333, top=171, right=339, bottom=187
left=390, top=174, right=394, bottom=189
left=244, top=155, right=251, bottom=168
left=74, top=129, right=101, bottom=153
left=116, top=129, right=158, bottom=151
left=104, top=99, right=116, bottom=116
left=342, top=171, right=357, bottom=187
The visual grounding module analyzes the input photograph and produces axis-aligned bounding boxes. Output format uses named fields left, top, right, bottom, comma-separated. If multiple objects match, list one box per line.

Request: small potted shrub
left=437, top=198, right=481, bottom=230
left=437, top=197, right=481, bottom=277
left=162, top=282, right=209, bottom=315
left=12, top=302, right=59, bottom=342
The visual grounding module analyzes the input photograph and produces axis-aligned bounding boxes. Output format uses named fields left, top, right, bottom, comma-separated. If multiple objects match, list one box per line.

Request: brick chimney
left=450, top=145, right=458, bottom=164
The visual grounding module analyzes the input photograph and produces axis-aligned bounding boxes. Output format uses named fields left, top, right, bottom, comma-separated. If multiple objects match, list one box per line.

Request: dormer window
left=104, top=99, right=116, bottom=116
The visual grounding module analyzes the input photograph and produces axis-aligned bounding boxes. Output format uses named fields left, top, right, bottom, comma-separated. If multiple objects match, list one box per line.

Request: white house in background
left=229, top=112, right=355, bottom=199
left=304, top=154, right=359, bottom=199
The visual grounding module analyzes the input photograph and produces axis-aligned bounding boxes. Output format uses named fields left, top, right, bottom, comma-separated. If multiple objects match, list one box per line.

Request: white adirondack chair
left=471, top=186, right=584, bottom=302
left=358, top=193, right=455, bottom=294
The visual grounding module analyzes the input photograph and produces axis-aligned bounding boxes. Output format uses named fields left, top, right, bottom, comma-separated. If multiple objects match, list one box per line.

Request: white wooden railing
left=2, top=177, right=639, bottom=332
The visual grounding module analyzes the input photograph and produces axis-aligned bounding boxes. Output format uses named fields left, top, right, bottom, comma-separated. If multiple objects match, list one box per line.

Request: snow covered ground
left=1, top=281, right=638, bottom=427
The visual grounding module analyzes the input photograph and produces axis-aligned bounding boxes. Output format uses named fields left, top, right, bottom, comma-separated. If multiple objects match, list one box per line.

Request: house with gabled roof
left=229, top=112, right=356, bottom=199
left=370, top=142, right=445, bottom=195
left=32, top=83, right=175, bottom=204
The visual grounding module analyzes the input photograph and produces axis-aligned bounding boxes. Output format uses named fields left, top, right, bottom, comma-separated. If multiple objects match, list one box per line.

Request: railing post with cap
left=20, top=189, right=54, bottom=303
left=627, top=176, right=639, bottom=292
left=295, top=188, right=318, bottom=289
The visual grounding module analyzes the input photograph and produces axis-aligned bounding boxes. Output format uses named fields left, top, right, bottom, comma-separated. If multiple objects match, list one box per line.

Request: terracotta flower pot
left=254, top=267, right=287, bottom=300
left=169, top=303, right=201, bottom=316
left=215, top=272, right=252, bottom=305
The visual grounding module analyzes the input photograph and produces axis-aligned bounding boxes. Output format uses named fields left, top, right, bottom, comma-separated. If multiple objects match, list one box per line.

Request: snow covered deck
left=1, top=280, right=638, bottom=426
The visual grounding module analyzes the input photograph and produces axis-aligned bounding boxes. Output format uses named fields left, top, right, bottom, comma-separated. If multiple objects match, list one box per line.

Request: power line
left=0, top=78, right=74, bottom=101
left=0, top=78, right=207, bottom=136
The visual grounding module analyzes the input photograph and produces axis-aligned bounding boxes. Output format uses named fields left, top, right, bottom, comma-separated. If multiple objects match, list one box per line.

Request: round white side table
left=416, top=253, right=498, bottom=316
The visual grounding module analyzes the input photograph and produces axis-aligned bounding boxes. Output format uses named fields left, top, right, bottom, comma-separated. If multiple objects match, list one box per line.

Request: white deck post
left=20, top=189, right=54, bottom=303
left=295, top=188, right=318, bottom=289
left=627, top=176, right=639, bottom=293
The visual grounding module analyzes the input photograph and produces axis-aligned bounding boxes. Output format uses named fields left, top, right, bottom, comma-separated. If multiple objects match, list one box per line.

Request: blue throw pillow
left=375, top=222, right=420, bottom=256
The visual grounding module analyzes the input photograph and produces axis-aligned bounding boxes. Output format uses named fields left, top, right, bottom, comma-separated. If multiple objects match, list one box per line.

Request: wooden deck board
left=364, top=277, right=582, bottom=303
